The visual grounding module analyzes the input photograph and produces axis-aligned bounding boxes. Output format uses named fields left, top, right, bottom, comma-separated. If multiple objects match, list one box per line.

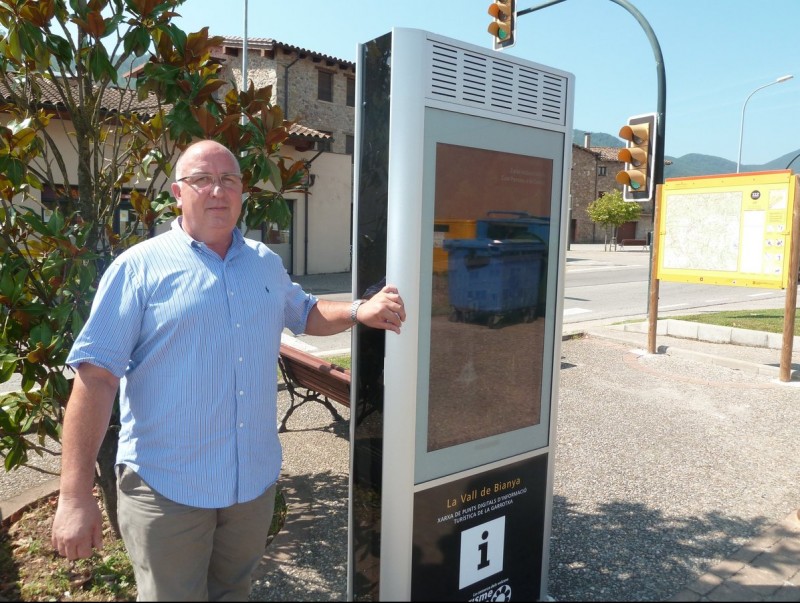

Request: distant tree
left=586, top=189, right=642, bottom=250
left=0, top=0, right=306, bottom=536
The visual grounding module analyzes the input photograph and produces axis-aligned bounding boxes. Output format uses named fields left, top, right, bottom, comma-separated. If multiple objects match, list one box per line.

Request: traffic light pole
left=518, top=0, right=666, bottom=198
left=518, top=0, right=666, bottom=316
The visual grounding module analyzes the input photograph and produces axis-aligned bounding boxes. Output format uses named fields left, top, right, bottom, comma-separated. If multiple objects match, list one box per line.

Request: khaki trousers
left=116, top=465, right=276, bottom=602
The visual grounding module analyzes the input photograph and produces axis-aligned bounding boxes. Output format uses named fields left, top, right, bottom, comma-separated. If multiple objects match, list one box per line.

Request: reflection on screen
left=428, top=143, right=552, bottom=452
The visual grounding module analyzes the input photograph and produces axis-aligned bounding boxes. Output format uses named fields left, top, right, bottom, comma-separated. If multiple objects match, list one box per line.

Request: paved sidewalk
left=670, top=509, right=800, bottom=602
left=575, top=325, right=800, bottom=602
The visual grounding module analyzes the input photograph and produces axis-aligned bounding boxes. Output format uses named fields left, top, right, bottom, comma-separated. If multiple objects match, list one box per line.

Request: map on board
left=661, top=191, right=742, bottom=272
left=657, top=172, right=796, bottom=289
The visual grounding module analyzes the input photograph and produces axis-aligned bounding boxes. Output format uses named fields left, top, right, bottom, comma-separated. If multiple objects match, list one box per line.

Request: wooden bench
left=277, top=343, right=351, bottom=432
left=620, top=238, right=648, bottom=250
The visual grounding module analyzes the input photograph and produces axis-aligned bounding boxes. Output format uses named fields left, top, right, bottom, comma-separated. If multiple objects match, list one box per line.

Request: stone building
left=206, top=36, right=357, bottom=275
left=213, top=36, right=355, bottom=156
left=569, top=133, right=654, bottom=244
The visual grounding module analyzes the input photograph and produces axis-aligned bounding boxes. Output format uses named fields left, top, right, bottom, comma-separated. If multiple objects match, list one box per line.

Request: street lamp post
left=736, top=74, right=793, bottom=173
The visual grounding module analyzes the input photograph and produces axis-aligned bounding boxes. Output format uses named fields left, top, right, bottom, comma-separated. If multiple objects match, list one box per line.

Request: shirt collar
left=171, top=216, right=245, bottom=256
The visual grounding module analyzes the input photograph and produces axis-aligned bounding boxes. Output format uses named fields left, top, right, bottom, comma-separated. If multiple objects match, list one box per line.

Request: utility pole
left=518, top=0, right=666, bottom=196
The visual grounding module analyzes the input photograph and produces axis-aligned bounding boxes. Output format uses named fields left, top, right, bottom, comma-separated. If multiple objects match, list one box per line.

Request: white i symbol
left=459, top=517, right=506, bottom=589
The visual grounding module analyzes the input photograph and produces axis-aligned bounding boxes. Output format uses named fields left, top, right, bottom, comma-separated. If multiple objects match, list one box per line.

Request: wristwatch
left=350, top=299, right=365, bottom=324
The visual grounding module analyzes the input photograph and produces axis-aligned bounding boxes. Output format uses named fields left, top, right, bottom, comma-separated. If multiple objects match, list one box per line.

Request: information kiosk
left=349, top=28, right=574, bottom=601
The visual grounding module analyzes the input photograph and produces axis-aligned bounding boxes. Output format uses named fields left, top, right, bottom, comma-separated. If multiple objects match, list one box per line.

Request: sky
left=172, top=0, right=800, bottom=167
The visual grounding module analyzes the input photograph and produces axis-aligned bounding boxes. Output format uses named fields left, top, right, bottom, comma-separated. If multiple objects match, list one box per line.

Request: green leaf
left=6, top=26, right=22, bottom=64
left=88, top=44, right=118, bottom=85
left=71, top=308, right=85, bottom=335
left=20, top=412, right=35, bottom=433
left=0, top=361, right=17, bottom=384
left=4, top=441, right=26, bottom=471
left=124, top=25, right=151, bottom=57
left=17, top=22, right=44, bottom=59
left=20, top=363, right=37, bottom=392
left=46, top=209, right=65, bottom=235
left=44, top=33, right=73, bottom=62
left=30, top=322, right=53, bottom=347
left=0, top=156, right=24, bottom=187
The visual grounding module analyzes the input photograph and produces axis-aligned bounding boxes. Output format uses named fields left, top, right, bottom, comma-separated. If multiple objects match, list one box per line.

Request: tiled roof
left=0, top=74, right=331, bottom=145
left=288, top=123, right=331, bottom=140
left=592, top=146, right=624, bottom=162
left=0, top=74, right=161, bottom=115
left=217, top=36, right=355, bottom=71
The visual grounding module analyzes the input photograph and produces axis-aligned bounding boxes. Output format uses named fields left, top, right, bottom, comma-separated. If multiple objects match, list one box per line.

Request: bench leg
left=279, top=389, right=345, bottom=432
left=320, top=397, right=345, bottom=423
left=279, top=395, right=302, bottom=432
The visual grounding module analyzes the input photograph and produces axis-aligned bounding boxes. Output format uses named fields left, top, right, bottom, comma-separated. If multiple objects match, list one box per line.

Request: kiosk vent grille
left=427, top=40, right=568, bottom=125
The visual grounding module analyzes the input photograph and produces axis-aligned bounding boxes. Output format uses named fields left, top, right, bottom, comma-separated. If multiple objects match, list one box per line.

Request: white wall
left=10, top=115, right=354, bottom=276
left=298, top=151, right=353, bottom=275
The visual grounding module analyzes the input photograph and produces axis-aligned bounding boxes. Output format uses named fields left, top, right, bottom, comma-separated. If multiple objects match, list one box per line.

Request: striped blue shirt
left=67, top=218, right=317, bottom=508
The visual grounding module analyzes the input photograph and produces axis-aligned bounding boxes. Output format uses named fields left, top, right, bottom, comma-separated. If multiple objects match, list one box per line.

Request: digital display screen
left=428, top=143, right=552, bottom=451
left=410, top=107, right=564, bottom=483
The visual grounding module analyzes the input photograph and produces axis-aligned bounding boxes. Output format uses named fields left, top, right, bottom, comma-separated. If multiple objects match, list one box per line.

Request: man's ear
left=171, top=182, right=183, bottom=208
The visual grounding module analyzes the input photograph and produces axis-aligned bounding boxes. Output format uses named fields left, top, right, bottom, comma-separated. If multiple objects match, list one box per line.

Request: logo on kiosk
left=459, top=516, right=506, bottom=589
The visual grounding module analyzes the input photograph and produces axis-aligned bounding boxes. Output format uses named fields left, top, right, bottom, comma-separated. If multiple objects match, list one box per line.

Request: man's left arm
left=304, top=284, right=406, bottom=336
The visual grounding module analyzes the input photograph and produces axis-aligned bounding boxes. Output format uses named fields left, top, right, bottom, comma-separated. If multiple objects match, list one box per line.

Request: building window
left=345, top=134, right=354, bottom=156
left=318, top=70, right=333, bottom=102
left=346, top=77, right=355, bottom=107
left=598, top=166, right=607, bottom=176
left=317, top=131, right=333, bottom=152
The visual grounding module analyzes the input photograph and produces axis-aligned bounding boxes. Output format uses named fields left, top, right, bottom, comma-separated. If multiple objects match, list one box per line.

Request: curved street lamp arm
left=737, top=76, right=794, bottom=173
left=519, top=0, right=666, bottom=191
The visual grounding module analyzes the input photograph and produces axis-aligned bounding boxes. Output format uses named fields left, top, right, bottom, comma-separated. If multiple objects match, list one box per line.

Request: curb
left=0, top=477, right=60, bottom=527
left=619, top=319, right=800, bottom=351
left=586, top=322, right=799, bottom=381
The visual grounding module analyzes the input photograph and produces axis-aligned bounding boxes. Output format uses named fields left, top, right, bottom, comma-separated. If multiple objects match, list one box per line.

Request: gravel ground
left=251, top=335, right=800, bottom=602
left=250, top=389, right=351, bottom=601
left=549, top=336, right=800, bottom=601
left=3, top=334, right=799, bottom=602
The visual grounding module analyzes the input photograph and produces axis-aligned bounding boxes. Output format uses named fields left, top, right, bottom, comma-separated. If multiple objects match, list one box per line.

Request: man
left=50, top=139, right=405, bottom=600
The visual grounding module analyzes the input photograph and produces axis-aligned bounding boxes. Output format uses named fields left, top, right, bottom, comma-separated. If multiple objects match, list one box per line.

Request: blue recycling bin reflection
left=443, top=238, right=545, bottom=329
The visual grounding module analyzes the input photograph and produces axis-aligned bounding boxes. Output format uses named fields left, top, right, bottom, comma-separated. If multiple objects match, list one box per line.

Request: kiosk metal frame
left=350, top=28, right=574, bottom=601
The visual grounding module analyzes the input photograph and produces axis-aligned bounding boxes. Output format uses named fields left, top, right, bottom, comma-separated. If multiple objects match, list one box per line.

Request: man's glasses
left=177, top=173, right=243, bottom=191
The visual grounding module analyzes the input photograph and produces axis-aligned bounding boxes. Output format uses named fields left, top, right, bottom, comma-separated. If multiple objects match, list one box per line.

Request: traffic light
left=488, top=0, right=515, bottom=50
left=616, top=112, right=657, bottom=201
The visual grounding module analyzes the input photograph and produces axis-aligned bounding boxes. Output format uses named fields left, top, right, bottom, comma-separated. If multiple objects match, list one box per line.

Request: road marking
left=566, top=265, right=640, bottom=273
left=748, top=292, right=775, bottom=298
left=659, top=303, right=688, bottom=309
left=564, top=308, right=592, bottom=316
left=281, top=333, right=318, bottom=353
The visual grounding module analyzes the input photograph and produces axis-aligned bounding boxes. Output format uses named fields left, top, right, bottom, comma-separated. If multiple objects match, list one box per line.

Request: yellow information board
left=656, top=170, right=798, bottom=289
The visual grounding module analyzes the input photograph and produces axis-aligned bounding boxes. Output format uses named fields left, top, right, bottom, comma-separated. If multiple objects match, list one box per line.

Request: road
left=289, top=244, right=795, bottom=355
left=563, top=245, right=790, bottom=328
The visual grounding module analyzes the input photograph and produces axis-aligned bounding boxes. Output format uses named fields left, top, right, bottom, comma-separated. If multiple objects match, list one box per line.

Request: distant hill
left=572, top=129, right=800, bottom=178
left=572, top=131, right=624, bottom=148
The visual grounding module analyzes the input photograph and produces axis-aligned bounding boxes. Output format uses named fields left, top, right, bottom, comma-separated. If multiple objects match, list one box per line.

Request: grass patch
left=325, top=354, right=351, bottom=370
left=667, top=308, right=799, bottom=336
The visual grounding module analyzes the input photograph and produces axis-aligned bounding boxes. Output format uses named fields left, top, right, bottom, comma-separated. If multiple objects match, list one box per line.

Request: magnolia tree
left=586, top=189, right=642, bottom=250
left=0, top=0, right=307, bottom=533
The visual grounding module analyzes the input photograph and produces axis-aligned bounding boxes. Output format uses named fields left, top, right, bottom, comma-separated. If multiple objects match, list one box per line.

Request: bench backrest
left=279, top=343, right=351, bottom=407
